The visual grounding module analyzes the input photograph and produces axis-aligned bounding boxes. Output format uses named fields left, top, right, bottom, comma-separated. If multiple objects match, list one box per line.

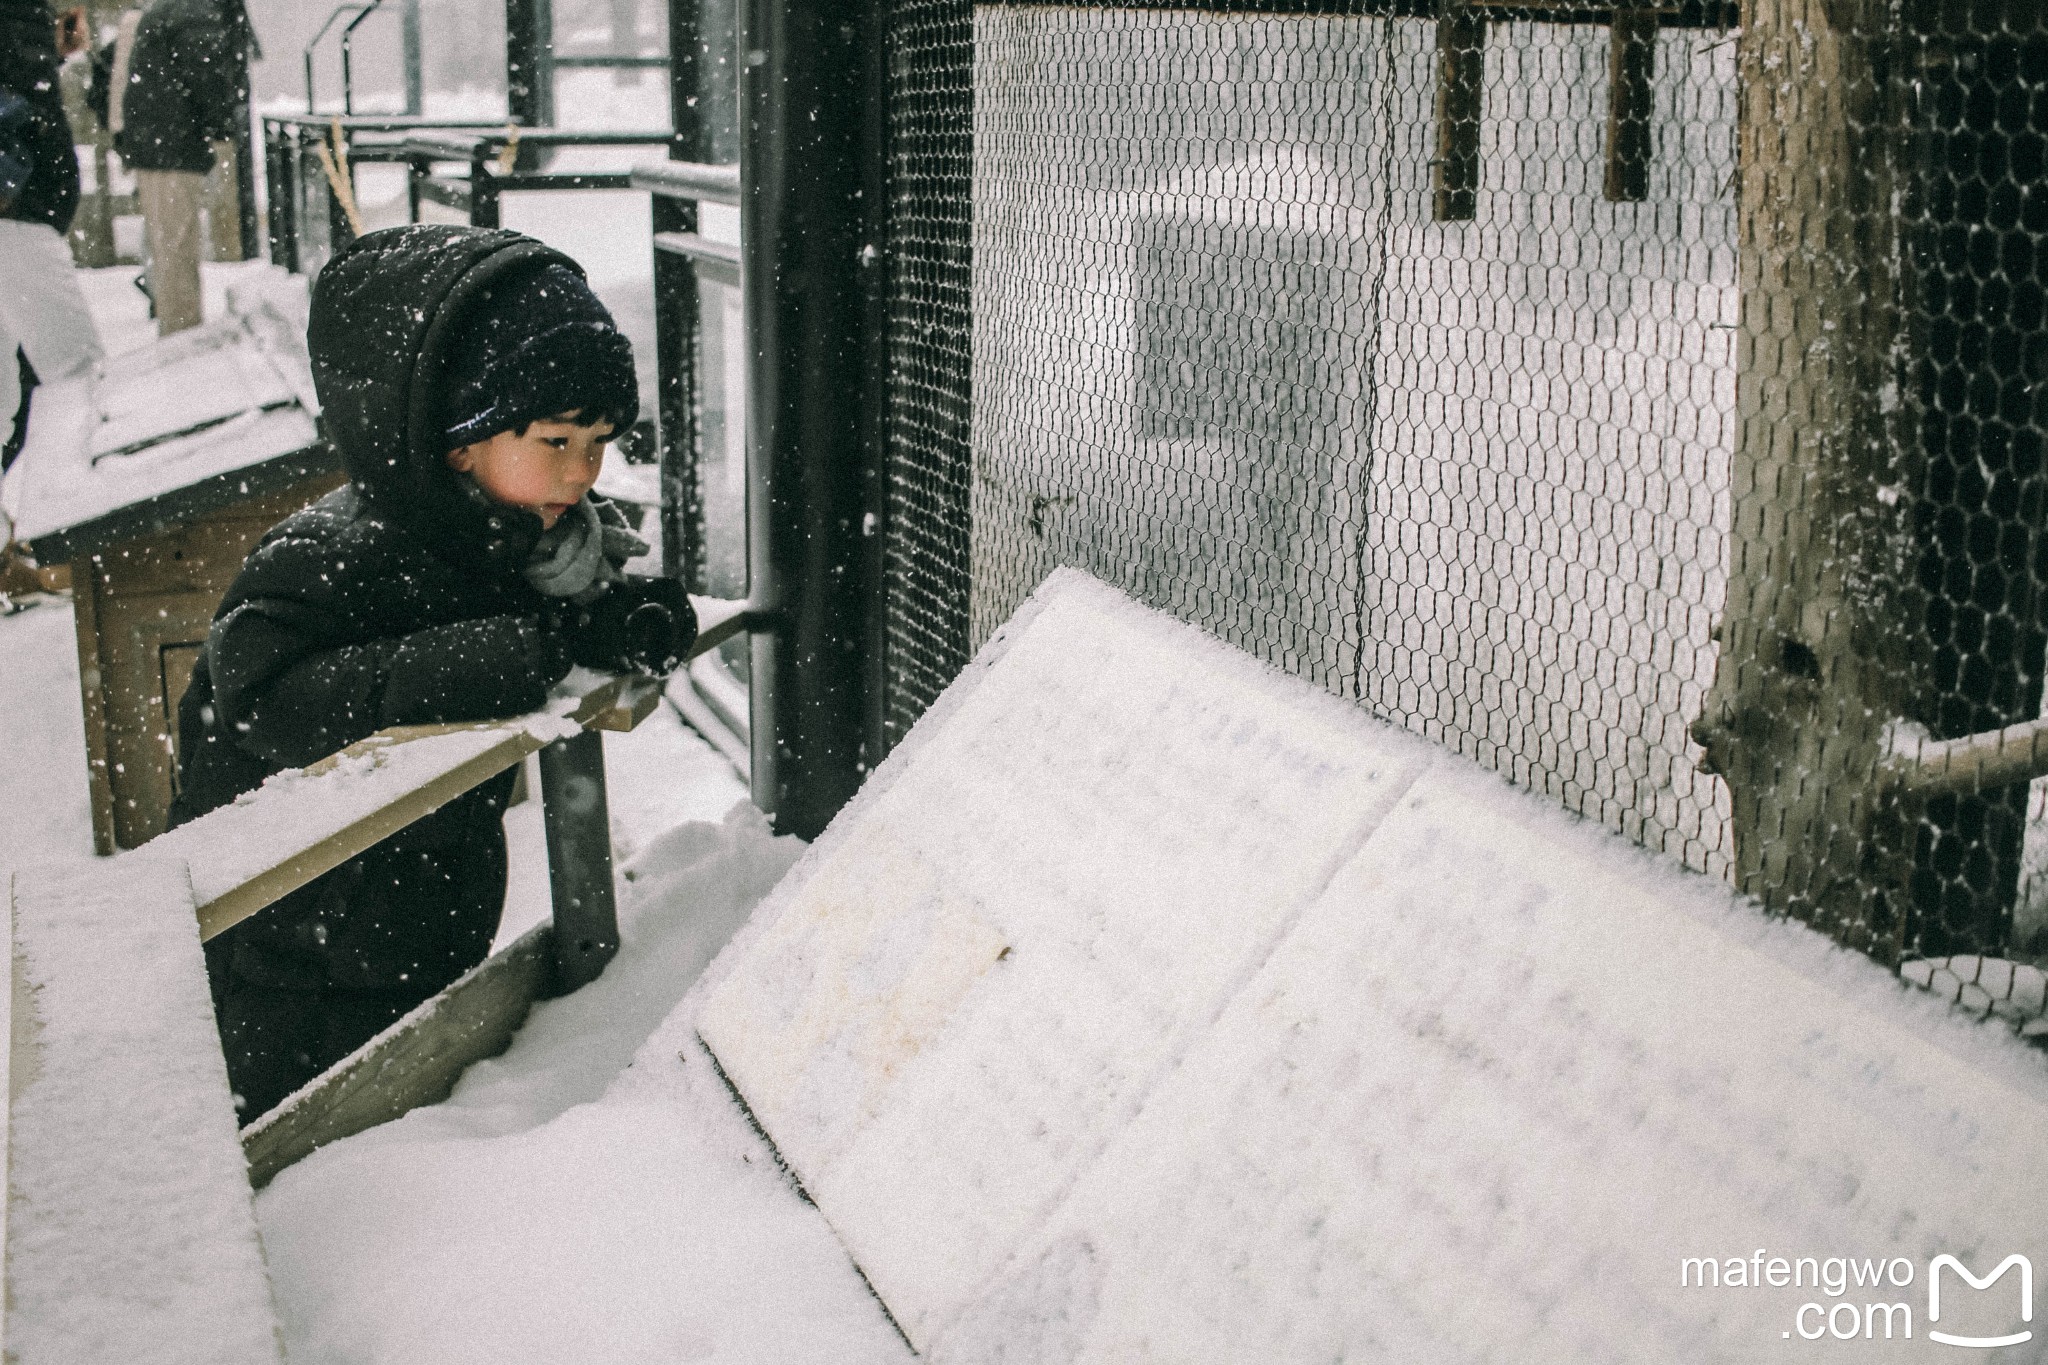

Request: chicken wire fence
left=875, top=0, right=2048, bottom=991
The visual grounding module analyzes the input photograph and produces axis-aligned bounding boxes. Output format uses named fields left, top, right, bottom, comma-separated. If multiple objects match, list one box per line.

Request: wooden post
left=1691, top=0, right=1913, bottom=957
left=1433, top=9, right=1485, bottom=223
left=1603, top=9, right=1657, bottom=203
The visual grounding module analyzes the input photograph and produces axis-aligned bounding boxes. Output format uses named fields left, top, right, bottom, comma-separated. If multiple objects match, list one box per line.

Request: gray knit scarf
left=522, top=496, right=649, bottom=604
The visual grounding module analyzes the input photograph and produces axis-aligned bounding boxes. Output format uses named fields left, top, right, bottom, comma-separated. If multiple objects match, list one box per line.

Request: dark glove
left=560, top=576, right=698, bottom=678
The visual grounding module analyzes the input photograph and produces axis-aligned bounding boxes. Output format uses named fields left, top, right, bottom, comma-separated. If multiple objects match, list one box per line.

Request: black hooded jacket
left=111, top=0, right=247, bottom=173
left=172, top=226, right=600, bottom=1013
left=0, top=0, right=79, bottom=231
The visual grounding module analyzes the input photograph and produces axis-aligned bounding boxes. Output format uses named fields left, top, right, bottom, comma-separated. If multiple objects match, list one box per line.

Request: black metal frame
left=261, top=115, right=675, bottom=272
left=262, top=114, right=496, bottom=274
left=402, top=128, right=677, bottom=229
left=508, top=0, right=675, bottom=128
left=734, top=0, right=887, bottom=839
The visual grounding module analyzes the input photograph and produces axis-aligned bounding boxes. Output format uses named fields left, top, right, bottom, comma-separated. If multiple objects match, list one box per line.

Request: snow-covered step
left=695, top=567, right=2048, bottom=1363
left=5, top=858, right=281, bottom=1364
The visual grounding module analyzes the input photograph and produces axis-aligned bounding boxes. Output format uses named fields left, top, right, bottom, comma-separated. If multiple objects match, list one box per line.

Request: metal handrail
left=338, top=0, right=390, bottom=116
left=631, top=161, right=740, bottom=206
left=303, top=3, right=370, bottom=114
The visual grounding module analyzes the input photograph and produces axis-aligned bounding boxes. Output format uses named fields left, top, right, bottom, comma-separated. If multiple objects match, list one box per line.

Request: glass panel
left=697, top=272, right=749, bottom=683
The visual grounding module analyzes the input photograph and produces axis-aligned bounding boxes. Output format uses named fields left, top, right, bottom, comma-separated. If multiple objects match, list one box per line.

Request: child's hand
left=561, top=578, right=698, bottom=678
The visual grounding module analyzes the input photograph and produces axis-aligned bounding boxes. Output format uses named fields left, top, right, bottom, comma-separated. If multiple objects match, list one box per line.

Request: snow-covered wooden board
left=143, top=595, right=745, bottom=944
left=143, top=673, right=662, bottom=942
left=6, top=858, right=282, bottom=1364
left=695, top=568, right=2048, bottom=1362
left=698, top=572, right=1429, bottom=1346
left=2, top=268, right=322, bottom=559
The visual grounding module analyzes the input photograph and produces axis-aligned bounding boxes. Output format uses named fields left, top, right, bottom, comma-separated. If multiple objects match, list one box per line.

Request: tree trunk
left=1693, top=0, right=1917, bottom=958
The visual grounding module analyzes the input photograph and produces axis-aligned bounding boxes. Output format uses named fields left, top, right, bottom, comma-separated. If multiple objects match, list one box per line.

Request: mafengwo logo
left=1929, top=1256, right=2031, bottom=1350
left=1680, top=1251, right=2033, bottom=1348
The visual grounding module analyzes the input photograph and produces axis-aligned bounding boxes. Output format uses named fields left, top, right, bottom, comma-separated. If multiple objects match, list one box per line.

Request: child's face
left=446, top=412, right=612, bottom=529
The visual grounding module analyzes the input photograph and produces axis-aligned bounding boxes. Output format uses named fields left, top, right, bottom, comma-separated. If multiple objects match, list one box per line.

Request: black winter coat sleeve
left=206, top=536, right=571, bottom=769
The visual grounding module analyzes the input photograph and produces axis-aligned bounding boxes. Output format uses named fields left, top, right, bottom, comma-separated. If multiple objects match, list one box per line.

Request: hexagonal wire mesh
left=878, top=0, right=2048, bottom=997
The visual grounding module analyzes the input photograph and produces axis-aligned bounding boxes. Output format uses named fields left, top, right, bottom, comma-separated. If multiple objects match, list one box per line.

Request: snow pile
left=255, top=803, right=913, bottom=1365
left=6, top=857, right=280, bottom=1364
left=694, top=568, right=2048, bottom=1363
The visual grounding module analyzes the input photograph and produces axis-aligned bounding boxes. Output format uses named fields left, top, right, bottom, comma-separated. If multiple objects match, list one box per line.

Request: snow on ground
left=0, top=596, right=95, bottom=860
left=256, top=804, right=914, bottom=1365
left=1, top=487, right=908, bottom=1362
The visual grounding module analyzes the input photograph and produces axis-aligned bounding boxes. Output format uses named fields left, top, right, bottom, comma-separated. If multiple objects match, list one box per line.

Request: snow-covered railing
left=3, top=589, right=756, bottom=1331
left=148, top=595, right=749, bottom=950
left=217, top=594, right=752, bottom=1183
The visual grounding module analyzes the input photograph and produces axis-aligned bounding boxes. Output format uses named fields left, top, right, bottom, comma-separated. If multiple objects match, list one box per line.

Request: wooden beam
left=1433, top=11, right=1486, bottom=223
left=1883, top=718, right=2048, bottom=798
left=240, top=923, right=555, bottom=1188
left=1603, top=8, right=1658, bottom=202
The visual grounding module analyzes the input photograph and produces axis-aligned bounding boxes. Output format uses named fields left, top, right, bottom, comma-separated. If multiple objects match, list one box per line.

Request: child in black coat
left=171, top=225, right=696, bottom=1122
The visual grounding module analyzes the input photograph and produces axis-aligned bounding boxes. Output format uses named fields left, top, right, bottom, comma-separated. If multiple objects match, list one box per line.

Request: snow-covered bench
left=3, top=599, right=750, bottom=1357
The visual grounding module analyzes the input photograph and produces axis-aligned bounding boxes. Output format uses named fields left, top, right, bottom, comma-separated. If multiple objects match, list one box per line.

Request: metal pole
left=400, top=0, right=423, bottom=116
left=740, top=0, right=882, bottom=838
left=533, top=0, right=556, bottom=128
left=505, top=0, right=539, bottom=124
left=656, top=0, right=703, bottom=585
left=537, top=731, right=620, bottom=993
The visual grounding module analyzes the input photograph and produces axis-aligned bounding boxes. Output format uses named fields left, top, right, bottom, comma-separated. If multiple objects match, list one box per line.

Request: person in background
left=0, top=0, right=102, bottom=472
left=112, top=0, right=250, bottom=336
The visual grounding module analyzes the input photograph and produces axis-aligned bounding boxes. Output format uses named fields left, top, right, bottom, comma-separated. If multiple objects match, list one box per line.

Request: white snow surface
left=695, top=568, right=2048, bottom=1364
left=255, top=802, right=915, bottom=1365
left=6, top=857, right=281, bottom=1364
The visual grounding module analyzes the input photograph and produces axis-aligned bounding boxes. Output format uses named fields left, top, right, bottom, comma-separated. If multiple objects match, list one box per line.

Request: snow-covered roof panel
left=694, top=567, right=2048, bottom=1363
left=2, top=268, right=327, bottom=562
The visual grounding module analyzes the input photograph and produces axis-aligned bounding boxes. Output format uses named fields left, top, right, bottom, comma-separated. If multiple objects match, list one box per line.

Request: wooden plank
left=170, top=677, right=630, bottom=941
left=586, top=674, right=663, bottom=733
left=1603, top=9, right=1659, bottom=202
left=15, top=444, right=340, bottom=568
left=1432, top=12, right=1486, bottom=223
left=240, top=922, right=555, bottom=1189
left=188, top=724, right=553, bottom=943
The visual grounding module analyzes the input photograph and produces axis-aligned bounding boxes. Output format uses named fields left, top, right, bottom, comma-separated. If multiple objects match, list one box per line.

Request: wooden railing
left=3, top=597, right=755, bottom=1359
